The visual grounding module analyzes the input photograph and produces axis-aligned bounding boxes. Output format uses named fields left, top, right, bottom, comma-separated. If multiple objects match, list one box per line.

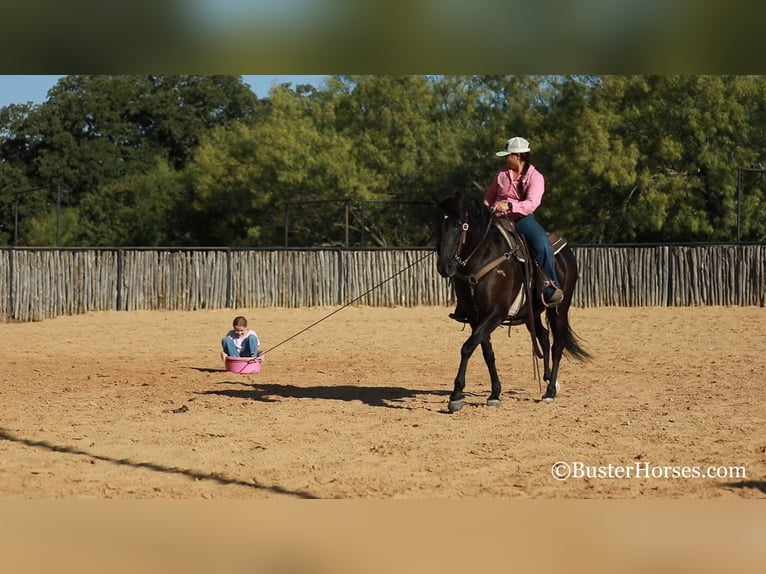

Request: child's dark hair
left=233, top=316, right=248, bottom=327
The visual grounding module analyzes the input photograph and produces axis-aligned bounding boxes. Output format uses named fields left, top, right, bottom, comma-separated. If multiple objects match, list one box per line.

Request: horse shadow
left=199, top=380, right=448, bottom=410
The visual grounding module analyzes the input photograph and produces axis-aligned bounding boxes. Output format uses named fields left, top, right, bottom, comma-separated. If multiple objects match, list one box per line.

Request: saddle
left=493, top=219, right=567, bottom=326
left=494, top=218, right=567, bottom=258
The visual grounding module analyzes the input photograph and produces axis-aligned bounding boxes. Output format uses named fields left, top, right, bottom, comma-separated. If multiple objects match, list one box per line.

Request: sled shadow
left=190, top=366, right=226, bottom=373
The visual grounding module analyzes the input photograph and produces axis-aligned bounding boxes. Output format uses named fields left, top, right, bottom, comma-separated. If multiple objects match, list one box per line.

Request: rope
left=259, top=250, right=433, bottom=356
left=533, top=347, right=543, bottom=396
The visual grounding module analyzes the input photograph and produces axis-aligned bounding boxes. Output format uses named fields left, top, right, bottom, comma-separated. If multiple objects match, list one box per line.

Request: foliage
left=2, top=75, right=766, bottom=247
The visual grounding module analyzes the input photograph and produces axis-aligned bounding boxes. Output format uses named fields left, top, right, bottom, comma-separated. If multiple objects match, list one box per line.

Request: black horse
left=436, top=189, right=590, bottom=413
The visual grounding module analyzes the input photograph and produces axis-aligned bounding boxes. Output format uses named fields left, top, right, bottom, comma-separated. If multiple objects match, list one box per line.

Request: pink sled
left=224, top=355, right=263, bottom=374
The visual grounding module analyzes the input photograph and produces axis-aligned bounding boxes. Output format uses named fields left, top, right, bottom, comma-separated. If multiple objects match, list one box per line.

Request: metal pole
left=360, top=201, right=365, bottom=248
left=344, top=201, right=349, bottom=247
left=284, top=204, right=289, bottom=247
left=14, top=192, right=18, bottom=246
left=56, top=184, right=61, bottom=246
left=736, top=168, right=742, bottom=242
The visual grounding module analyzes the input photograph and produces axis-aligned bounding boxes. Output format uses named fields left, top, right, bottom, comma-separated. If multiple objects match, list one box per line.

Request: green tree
left=0, top=103, right=44, bottom=245
left=538, top=75, right=642, bottom=242
left=72, top=159, right=185, bottom=246
left=329, top=75, right=504, bottom=245
left=537, top=75, right=766, bottom=242
left=5, top=74, right=766, bottom=247
left=0, top=75, right=259, bottom=246
left=184, top=85, right=369, bottom=246
left=614, top=75, right=766, bottom=242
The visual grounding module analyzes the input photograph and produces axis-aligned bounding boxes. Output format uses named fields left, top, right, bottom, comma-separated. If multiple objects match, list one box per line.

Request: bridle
left=450, top=209, right=492, bottom=268
left=447, top=208, right=512, bottom=286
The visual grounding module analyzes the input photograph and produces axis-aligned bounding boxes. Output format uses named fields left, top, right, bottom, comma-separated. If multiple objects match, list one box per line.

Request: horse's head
left=436, top=192, right=462, bottom=278
left=435, top=189, right=488, bottom=278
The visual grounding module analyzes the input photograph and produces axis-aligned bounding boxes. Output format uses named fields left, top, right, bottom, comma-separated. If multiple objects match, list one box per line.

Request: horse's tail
left=555, top=246, right=591, bottom=362
left=562, top=322, right=592, bottom=362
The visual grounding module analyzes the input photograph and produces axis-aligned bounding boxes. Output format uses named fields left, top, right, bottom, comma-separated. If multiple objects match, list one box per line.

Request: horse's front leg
left=449, top=321, right=492, bottom=413
left=448, top=334, right=478, bottom=413
left=480, top=337, right=502, bottom=407
left=449, top=318, right=500, bottom=413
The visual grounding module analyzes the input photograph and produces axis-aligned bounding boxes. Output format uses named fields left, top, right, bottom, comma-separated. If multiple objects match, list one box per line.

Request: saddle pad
left=548, top=232, right=568, bottom=255
left=507, top=280, right=525, bottom=317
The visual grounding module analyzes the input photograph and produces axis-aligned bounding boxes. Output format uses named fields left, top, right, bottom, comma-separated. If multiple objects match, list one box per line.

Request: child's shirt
left=224, top=329, right=259, bottom=353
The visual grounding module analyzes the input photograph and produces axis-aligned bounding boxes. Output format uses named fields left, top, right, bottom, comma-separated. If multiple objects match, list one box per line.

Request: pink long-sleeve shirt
left=483, top=164, right=545, bottom=221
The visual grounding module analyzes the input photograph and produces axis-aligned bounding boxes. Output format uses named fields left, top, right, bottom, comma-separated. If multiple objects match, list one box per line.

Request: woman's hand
left=493, top=201, right=509, bottom=213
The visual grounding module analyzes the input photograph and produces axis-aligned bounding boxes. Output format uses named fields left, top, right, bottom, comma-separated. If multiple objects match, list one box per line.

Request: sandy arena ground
left=0, top=305, right=763, bottom=499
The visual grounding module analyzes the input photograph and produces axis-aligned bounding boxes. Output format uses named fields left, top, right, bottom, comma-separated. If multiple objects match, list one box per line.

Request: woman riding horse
left=451, top=136, right=562, bottom=322
left=436, top=188, right=590, bottom=410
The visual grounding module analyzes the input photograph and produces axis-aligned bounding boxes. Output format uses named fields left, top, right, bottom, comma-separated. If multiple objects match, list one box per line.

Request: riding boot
left=448, top=302, right=469, bottom=323
left=542, top=282, right=564, bottom=307
left=537, top=266, right=563, bottom=307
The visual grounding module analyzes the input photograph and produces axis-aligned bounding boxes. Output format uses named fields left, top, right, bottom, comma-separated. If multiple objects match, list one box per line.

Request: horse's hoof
left=448, top=399, right=465, bottom=413
left=486, top=398, right=501, bottom=407
left=541, top=380, right=559, bottom=403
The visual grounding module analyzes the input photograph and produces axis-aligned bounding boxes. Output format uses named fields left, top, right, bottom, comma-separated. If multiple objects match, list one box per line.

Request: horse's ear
left=435, top=189, right=460, bottom=207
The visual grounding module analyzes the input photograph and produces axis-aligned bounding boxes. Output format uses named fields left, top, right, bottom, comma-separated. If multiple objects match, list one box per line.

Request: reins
left=455, top=252, right=512, bottom=285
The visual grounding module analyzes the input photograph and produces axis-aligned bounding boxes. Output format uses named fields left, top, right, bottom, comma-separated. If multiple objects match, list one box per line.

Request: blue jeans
left=222, top=335, right=259, bottom=357
left=514, top=214, right=560, bottom=289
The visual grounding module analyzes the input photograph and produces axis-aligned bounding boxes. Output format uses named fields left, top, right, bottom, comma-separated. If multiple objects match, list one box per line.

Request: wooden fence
left=1, top=245, right=764, bottom=322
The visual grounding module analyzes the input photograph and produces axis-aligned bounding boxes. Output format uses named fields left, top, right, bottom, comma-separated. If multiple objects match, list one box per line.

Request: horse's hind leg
left=531, top=314, right=552, bottom=381
left=542, top=313, right=565, bottom=402
left=527, top=313, right=554, bottom=397
left=480, top=338, right=502, bottom=407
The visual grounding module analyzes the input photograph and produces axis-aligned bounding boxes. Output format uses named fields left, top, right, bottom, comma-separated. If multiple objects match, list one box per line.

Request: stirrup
left=542, top=287, right=564, bottom=308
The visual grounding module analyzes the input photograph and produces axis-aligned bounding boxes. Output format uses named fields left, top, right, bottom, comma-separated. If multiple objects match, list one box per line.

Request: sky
left=0, top=75, right=327, bottom=108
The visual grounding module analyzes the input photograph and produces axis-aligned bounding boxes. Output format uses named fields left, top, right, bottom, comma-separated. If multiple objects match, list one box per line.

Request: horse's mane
left=439, top=189, right=491, bottom=228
